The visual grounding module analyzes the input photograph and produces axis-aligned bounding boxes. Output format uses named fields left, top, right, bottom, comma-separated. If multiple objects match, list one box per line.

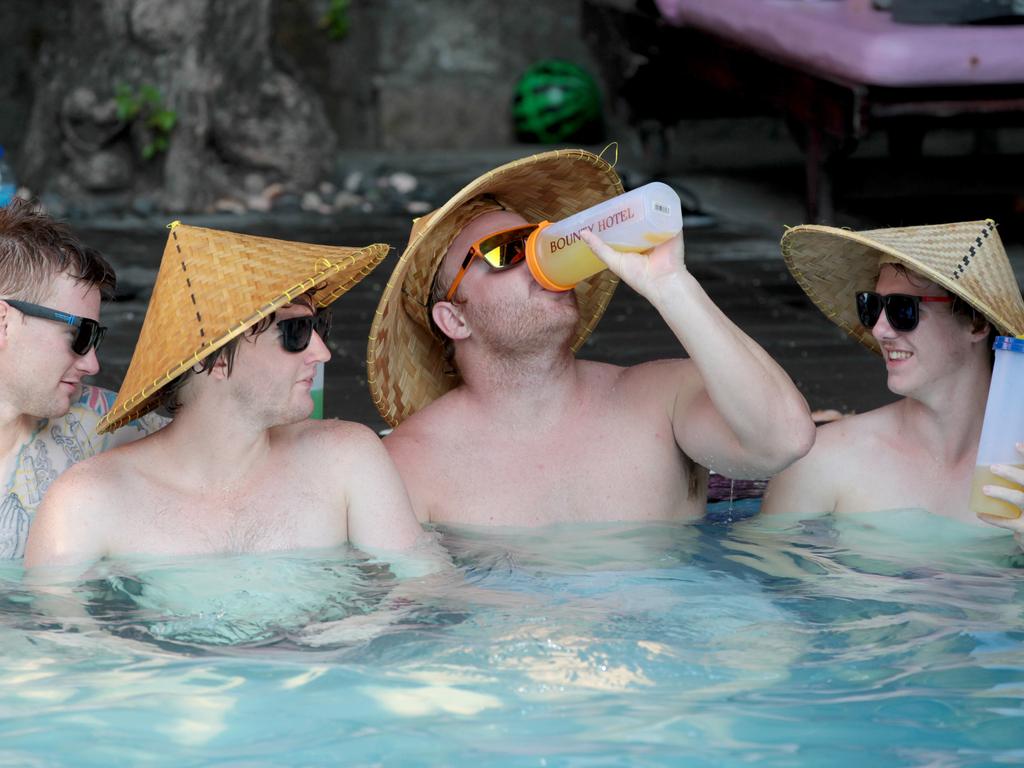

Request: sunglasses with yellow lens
left=445, top=224, right=539, bottom=301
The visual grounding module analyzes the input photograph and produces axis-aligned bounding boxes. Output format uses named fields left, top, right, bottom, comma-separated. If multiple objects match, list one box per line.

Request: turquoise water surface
left=1, top=509, right=1023, bottom=766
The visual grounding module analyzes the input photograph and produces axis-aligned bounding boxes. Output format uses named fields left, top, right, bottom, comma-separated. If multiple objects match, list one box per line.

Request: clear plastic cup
left=970, top=335, right=1024, bottom=519
left=525, top=181, right=683, bottom=291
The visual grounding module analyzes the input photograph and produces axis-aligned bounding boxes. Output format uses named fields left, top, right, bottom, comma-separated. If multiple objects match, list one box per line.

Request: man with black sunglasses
left=367, top=150, right=815, bottom=526
left=25, top=224, right=435, bottom=573
left=0, top=199, right=164, bottom=560
left=763, top=220, right=1024, bottom=529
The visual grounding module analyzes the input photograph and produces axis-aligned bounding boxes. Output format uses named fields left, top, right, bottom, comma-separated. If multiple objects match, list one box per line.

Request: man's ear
left=0, top=301, right=10, bottom=350
left=431, top=301, right=471, bottom=342
left=969, top=317, right=992, bottom=344
left=208, top=349, right=232, bottom=381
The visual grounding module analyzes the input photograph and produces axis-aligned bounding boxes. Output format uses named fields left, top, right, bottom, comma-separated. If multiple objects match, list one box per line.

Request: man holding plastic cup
left=979, top=448, right=1024, bottom=548
left=763, top=220, right=1024, bottom=540
left=366, top=149, right=815, bottom=526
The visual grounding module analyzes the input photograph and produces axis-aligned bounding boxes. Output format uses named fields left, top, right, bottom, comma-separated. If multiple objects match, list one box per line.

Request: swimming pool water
left=1, top=510, right=1022, bottom=766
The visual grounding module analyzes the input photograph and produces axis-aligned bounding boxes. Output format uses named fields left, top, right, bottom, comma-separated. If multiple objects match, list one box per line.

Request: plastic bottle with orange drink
left=524, top=181, right=683, bottom=291
left=970, top=335, right=1024, bottom=519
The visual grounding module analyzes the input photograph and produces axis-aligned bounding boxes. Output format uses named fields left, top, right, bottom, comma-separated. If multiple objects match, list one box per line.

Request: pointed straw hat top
left=367, top=148, right=624, bottom=428
left=98, top=223, right=388, bottom=434
left=782, top=219, right=1024, bottom=354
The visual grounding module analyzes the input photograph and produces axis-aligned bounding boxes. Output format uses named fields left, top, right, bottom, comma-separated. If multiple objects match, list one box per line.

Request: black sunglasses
left=3, top=299, right=107, bottom=355
left=855, top=291, right=953, bottom=333
left=276, top=309, right=332, bottom=353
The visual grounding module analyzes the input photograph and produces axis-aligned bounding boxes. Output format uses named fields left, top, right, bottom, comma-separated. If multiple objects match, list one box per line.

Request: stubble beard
left=12, top=378, right=75, bottom=420
left=469, top=295, right=578, bottom=359
left=232, top=374, right=313, bottom=430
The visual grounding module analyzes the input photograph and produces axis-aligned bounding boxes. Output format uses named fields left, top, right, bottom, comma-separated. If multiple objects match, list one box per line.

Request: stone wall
left=0, top=0, right=601, bottom=210
left=0, top=0, right=64, bottom=162
left=273, top=0, right=600, bottom=150
left=0, top=1, right=599, bottom=156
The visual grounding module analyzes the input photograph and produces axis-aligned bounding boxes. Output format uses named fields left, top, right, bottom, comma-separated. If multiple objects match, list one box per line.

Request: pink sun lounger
left=652, top=0, right=1024, bottom=220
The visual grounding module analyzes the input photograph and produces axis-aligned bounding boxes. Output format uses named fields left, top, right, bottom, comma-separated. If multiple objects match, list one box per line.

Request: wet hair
left=158, top=293, right=317, bottom=415
left=0, top=197, right=116, bottom=302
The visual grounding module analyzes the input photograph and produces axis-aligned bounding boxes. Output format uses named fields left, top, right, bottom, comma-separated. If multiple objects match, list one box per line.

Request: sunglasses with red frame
left=855, top=291, right=953, bottom=333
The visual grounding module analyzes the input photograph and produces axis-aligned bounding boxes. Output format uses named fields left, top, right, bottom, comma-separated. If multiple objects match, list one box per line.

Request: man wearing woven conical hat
left=367, top=149, right=815, bottom=526
left=763, top=219, right=1024, bottom=531
left=25, top=224, right=429, bottom=571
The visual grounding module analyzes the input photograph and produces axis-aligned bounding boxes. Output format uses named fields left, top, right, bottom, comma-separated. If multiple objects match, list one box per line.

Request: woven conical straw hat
left=782, top=219, right=1024, bottom=354
left=367, top=148, right=624, bottom=427
left=98, top=223, right=388, bottom=433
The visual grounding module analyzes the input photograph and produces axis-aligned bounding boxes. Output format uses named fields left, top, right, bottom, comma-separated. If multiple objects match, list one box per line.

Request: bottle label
left=548, top=206, right=637, bottom=255
left=548, top=228, right=590, bottom=255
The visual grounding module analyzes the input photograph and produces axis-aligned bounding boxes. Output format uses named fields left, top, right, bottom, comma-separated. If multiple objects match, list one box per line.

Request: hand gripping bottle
left=525, top=181, right=683, bottom=291
left=970, top=335, right=1024, bottom=519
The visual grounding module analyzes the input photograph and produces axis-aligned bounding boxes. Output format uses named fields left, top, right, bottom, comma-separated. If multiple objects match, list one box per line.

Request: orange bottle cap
left=525, top=221, right=577, bottom=293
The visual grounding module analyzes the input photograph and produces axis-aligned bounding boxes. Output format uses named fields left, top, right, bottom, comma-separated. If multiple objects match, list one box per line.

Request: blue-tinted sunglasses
left=3, top=299, right=106, bottom=355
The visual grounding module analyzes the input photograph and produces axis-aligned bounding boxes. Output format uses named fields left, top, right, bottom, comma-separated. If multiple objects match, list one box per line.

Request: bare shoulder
left=583, top=358, right=698, bottom=415
left=776, top=408, right=886, bottom=477
left=45, top=445, right=143, bottom=519
left=52, top=444, right=136, bottom=496
left=285, top=418, right=388, bottom=463
left=383, top=422, right=427, bottom=466
left=762, top=404, right=894, bottom=515
left=382, top=409, right=448, bottom=482
left=612, top=358, right=697, bottom=394
left=381, top=389, right=463, bottom=459
left=24, top=451, right=129, bottom=567
left=811, top=404, right=896, bottom=459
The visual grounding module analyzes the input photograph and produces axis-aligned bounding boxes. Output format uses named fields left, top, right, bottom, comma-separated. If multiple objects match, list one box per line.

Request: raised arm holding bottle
left=368, top=149, right=814, bottom=527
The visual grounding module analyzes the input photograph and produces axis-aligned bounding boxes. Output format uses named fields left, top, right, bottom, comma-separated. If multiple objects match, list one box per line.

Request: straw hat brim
left=367, top=148, right=624, bottom=427
left=782, top=220, right=1024, bottom=354
left=98, top=224, right=388, bottom=433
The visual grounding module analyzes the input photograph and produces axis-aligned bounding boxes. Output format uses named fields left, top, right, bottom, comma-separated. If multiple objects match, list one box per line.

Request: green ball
left=512, top=59, right=603, bottom=144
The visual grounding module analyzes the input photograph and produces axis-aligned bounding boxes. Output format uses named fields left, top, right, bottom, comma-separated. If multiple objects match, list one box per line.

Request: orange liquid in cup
left=970, top=464, right=1024, bottom=519
left=533, top=237, right=609, bottom=288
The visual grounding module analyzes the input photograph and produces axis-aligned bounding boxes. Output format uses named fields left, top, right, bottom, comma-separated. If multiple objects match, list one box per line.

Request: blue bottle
left=0, top=146, right=16, bottom=207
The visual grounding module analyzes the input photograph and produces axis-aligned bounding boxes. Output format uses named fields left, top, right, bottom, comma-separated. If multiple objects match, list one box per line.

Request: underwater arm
left=581, top=229, right=814, bottom=478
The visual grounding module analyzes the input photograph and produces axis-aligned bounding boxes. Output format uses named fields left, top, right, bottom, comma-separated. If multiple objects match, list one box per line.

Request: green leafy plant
left=320, top=0, right=351, bottom=40
left=115, top=84, right=177, bottom=160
